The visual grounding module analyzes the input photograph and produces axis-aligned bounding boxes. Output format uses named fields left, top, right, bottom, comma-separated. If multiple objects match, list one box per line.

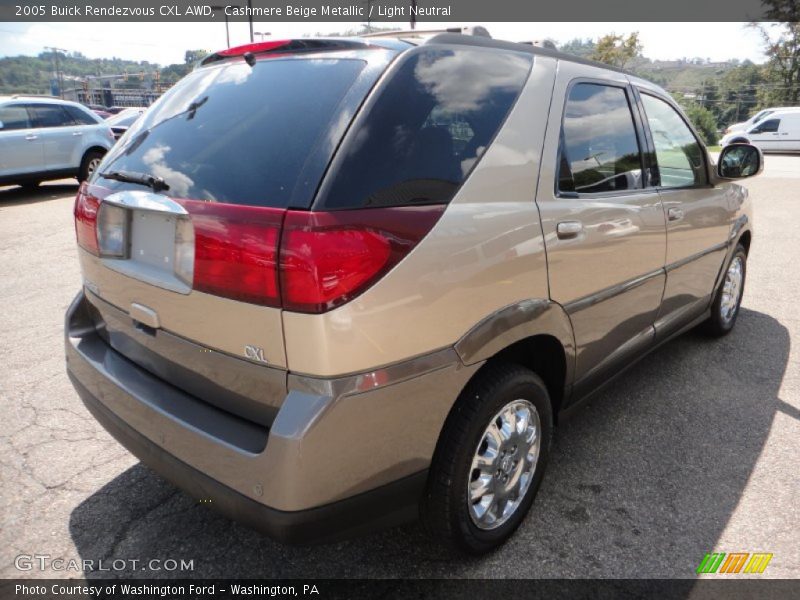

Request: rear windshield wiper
left=100, top=170, right=170, bottom=193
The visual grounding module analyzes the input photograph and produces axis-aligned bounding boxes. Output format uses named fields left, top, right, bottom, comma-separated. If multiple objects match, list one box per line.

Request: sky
left=0, top=22, right=772, bottom=66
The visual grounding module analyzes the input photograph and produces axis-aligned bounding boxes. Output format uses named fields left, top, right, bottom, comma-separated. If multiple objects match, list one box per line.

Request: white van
left=721, top=109, right=800, bottom=152
left=724, top=106, right=800, bottom=134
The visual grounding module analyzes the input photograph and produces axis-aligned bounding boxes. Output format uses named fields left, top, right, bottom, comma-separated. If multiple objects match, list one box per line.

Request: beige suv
left=65, top=33, right=761, bottom=554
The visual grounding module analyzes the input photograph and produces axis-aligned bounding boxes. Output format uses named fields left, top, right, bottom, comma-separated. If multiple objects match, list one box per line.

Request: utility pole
left=45, top=46, right=68, bottom=98
left=210, top=5, right=232, bottom=48
left=247, top=0, right=254, bottom=42
left=410, top=0, right=417, bottom=29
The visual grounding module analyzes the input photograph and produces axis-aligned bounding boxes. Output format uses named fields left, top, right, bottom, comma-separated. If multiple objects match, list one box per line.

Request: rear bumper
left=65, top=290, right=478, bottom=543
left=69, top=371, right=424, bottom=544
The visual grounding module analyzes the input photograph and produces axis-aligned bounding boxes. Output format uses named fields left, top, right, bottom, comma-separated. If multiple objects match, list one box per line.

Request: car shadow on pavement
left=69, top=307, right=789, bottom=579
left=0, top=183, right=79, bottom=206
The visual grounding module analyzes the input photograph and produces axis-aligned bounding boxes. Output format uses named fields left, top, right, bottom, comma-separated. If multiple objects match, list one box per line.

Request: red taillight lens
left=74, top=184, right=100, bottom=255
left=279, top=206, right=445, bottom=313
left=75, top=187, right=444, bottom=312
left=182, top=200, right=284, bottom=307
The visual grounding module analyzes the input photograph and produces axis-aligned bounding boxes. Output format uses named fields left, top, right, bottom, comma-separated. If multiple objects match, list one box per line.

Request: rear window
left=317, top=47, right=532, bottom=210
left=96, top=58, right=366, bottom=208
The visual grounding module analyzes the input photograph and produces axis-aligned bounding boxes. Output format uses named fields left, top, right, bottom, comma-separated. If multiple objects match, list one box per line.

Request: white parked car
left=721, top=109, right=800, bottom=152
left=0, top=96, right=115, bottom=189
left=723, top=106, right=800, bottom=135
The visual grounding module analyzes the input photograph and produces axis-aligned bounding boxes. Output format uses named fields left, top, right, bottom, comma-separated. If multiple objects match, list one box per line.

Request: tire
left=421, top=363, right=553, bottom=555
left=730, top=138, right=748, bottom=144
left=78, top=150, right=105, bottom=183
left=701, top=244, right=747, bottom=337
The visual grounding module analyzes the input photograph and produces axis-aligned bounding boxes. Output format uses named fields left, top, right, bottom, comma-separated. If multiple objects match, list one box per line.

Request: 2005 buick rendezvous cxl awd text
left=65, top=31, right=762, bottom=554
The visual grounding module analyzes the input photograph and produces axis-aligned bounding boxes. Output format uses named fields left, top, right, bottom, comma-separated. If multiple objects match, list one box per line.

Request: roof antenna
left=243, top=52, right=256, bottom=67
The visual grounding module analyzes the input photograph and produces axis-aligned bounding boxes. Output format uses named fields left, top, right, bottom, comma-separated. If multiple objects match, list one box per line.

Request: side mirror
left=718, top=143, right=763, bottom=179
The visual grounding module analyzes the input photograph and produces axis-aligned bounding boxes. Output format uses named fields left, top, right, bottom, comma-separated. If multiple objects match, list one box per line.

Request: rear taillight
left=182, top=200, right=284, bottom=307
left=280, top=206, right=445, bottom=313
left=74, top=186, right=445, bottom=313
left=74, top=185, right=100, bottom=255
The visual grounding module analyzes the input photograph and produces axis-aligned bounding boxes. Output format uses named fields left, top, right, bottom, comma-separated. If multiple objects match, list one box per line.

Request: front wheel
left=421, top=363, right=553, bottom=554
left=79, top=150, right=105, bottom=183
left=702, top=244, right=747, bottom=337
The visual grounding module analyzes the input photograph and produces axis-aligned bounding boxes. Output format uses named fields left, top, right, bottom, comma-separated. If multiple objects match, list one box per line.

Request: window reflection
left=559, top=83, right=643, bottom=194
left=640, top=94, right=706, bottom=188
left=320, top=49, right=532, bottom=209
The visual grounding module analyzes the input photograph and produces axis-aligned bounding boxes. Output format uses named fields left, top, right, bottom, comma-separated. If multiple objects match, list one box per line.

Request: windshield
left=96, top=57, right=367, bottom=208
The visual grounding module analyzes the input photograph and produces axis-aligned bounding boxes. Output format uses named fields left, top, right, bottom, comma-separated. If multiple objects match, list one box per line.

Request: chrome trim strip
left=564, top=269, right=664, bottom=315
left=665, top=241, right=728, bottom=273
left=288, top=347, right=462, bottom=399
left=104, top=190, right=188, bottom=215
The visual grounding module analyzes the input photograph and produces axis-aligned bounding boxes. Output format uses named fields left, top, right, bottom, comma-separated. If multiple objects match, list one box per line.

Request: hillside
left=0, top=51, right=190, bottom=95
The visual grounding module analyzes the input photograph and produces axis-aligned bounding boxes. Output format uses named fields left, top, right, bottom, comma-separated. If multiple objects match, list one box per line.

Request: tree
left=560, top=38, right=596, bottom=58
left=679, top=102, right=719, bottom=145
left=590, top=32, right=642, bottom=69
left=751, top=3, right=800, bottom=105
left=184, top=50, right=210, bottom=65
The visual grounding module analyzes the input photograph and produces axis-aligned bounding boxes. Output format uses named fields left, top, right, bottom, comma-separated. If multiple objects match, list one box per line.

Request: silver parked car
left=0, top=96, right=115, bottom=188
left=65, top=33, right=761, bottom=554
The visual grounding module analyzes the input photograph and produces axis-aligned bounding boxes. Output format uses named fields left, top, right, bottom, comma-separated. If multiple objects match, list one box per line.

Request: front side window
left=30, top=104, right=74, bottom=128
left=640, top=93, right=706, bottom=188
left=752, top=118, right=780, bottom=133
left=0, top=104, right=31, bottom=130
left=558, top=83, right=643, bottom=194
left=318, top=48, right=532, bottom=209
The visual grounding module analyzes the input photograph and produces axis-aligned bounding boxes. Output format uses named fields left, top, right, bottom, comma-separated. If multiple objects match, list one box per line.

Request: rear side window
left=31, top=104, right=74, bottom=128
left=65, top=105, right=100, bottom=125
left=558, top=83, right=643, bottom=194
left=317, top=48, right=532, bottom=209
left=0, top=105, right=31, bottom=130
left=640, top=93, right=706, bottom=188
left=97, top=58, right=366, bottom=208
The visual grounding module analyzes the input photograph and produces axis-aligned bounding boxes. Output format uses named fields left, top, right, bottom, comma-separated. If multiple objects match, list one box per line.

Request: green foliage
left=560, top=38, right=596, bottom=58
left=184, top=50, right=210, bottom=65
left=751, top=19, right=800, bottom=105
left=678, top=103, right=719, bottom=145
left=590, top=33, right=642, bottom=69
left=0, top=51, right=194, bottom=96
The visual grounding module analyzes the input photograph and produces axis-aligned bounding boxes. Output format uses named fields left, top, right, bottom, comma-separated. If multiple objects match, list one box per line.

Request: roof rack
left=361, top=26, right=491, bottom=39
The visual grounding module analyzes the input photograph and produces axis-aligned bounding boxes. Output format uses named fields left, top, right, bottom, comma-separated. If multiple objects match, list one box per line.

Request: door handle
left=667, top=207, right=684, bottom=222
left=24, top=134, right=38, bottom=141
left=72, top=131, right=83, bottom=136
left=556, top=221, right=583, bottom=239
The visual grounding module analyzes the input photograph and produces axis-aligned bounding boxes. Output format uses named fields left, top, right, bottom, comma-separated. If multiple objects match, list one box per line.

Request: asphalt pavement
left=1, top=156, right=798, bottom=579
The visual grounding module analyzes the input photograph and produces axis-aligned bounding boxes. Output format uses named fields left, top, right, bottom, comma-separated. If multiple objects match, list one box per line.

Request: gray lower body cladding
left=65, top=291, right=480, bottom=542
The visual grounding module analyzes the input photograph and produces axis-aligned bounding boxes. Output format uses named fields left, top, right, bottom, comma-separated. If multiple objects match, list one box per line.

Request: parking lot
left=1, top=155, right=798, bottom=580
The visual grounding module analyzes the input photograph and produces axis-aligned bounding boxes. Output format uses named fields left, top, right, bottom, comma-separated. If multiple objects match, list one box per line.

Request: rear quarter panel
left=282, top=55, right=559, bottom=376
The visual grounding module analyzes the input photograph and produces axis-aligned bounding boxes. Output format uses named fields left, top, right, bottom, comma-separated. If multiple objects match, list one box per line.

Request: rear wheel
left=702, top=244, right=747, bottom=337
left=421, top=363, right=553, bottom=554
left=79, top=150, right=105, bottom=183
